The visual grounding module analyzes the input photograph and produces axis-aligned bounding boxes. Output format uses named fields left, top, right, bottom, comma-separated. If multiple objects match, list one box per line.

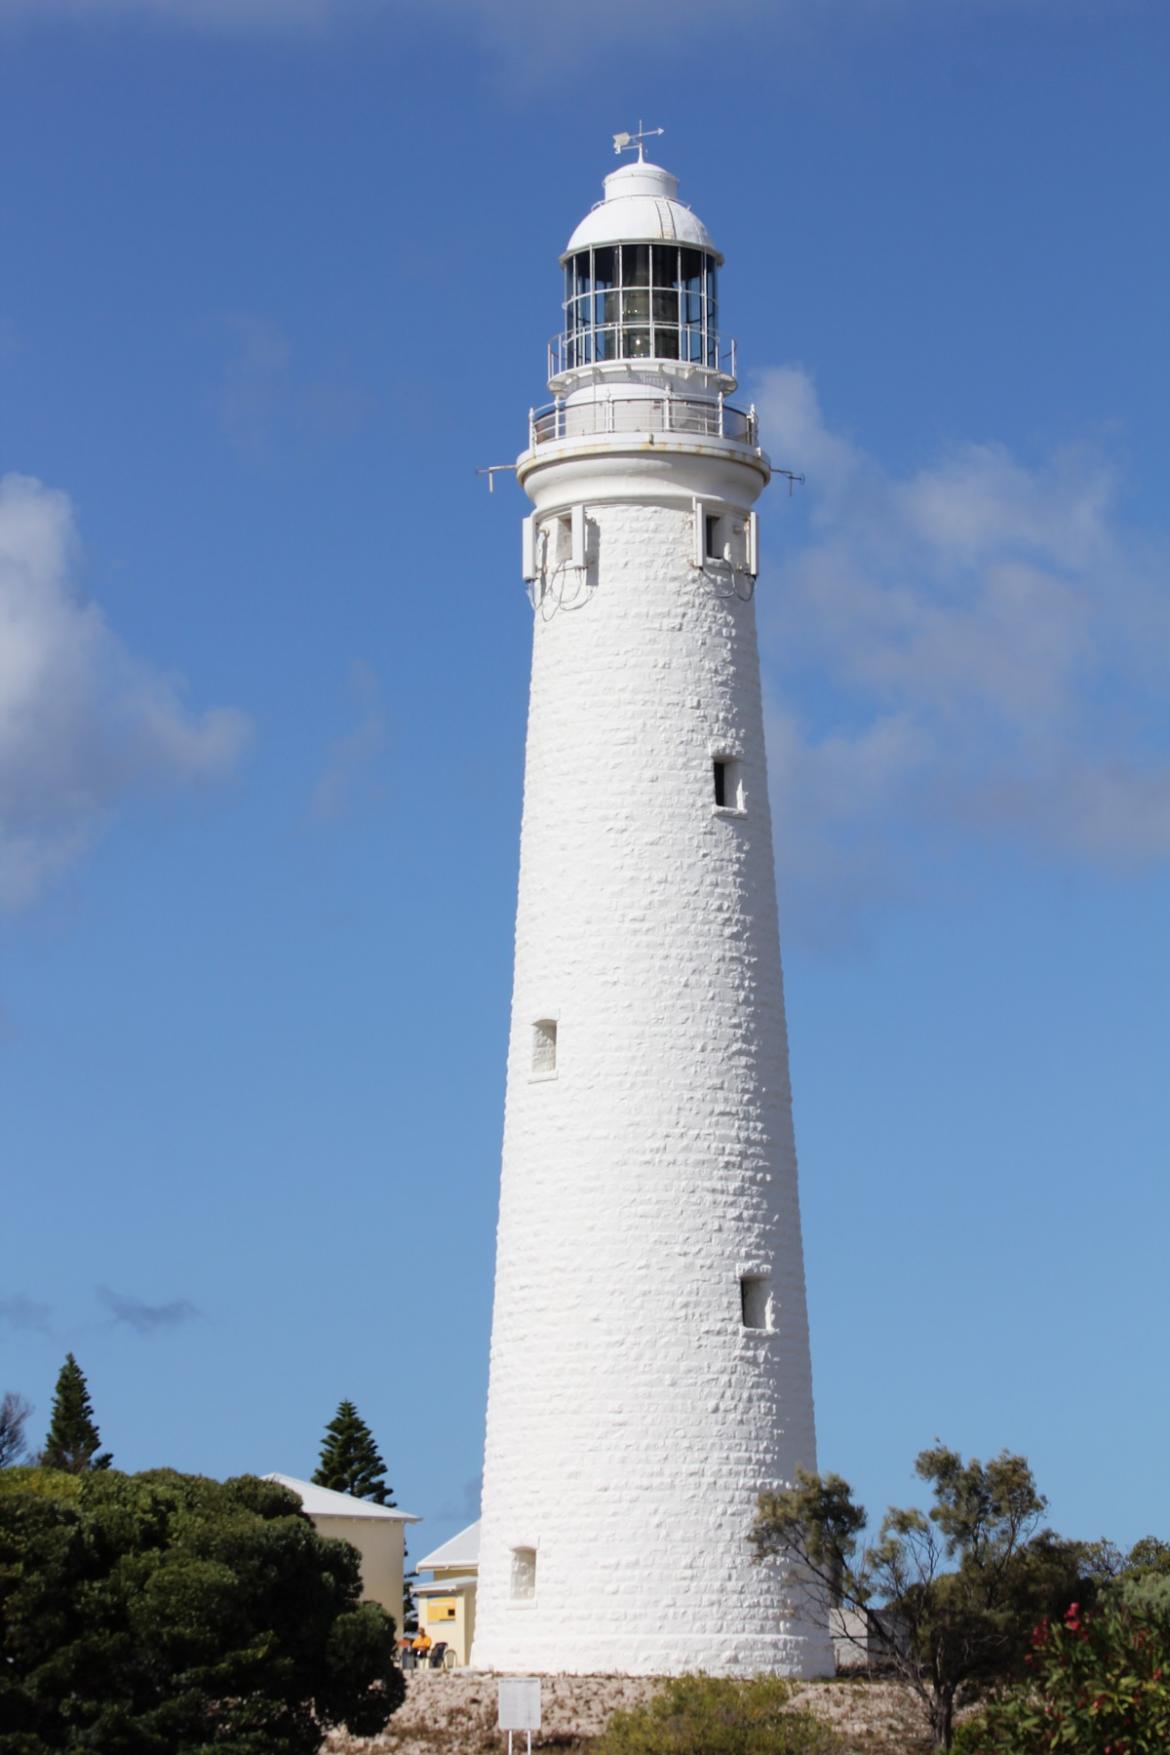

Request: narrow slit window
left=532, top=1019, right=557, bottom=1077
left=705, top=513, right=721, bottom=560
left=511, top=1546, right=537, bottom=1600
left=713, top=756, right=744, bottom=812
left=741, top=1275, right=771, bottom=1331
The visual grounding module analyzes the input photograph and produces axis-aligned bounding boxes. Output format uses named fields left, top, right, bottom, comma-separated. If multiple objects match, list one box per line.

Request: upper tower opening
left=554, top=159, right=727, bottom=382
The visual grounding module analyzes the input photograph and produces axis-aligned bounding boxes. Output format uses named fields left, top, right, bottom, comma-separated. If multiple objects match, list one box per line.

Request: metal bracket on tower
left=773, top=469, right=805, bottom=497
left=476, top=465, right=518, bottom=495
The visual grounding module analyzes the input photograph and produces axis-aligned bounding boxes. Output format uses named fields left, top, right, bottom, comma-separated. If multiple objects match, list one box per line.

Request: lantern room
left=550, top=158, right=731, bottom=385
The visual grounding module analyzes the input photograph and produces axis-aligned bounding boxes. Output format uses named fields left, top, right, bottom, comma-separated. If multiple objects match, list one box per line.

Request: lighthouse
left=471, top=138, right=831, bottom=1678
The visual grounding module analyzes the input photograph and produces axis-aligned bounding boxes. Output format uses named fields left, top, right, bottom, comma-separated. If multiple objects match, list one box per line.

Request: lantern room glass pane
left=557, top=240, right=721, bottom=372
left=622, top=287, right=650, bottom=325
left=623, top=243, right=650, bottom=287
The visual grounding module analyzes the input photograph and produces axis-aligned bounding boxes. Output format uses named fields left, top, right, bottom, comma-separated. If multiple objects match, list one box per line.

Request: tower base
left=470, top=1625, right=834, bottom=1679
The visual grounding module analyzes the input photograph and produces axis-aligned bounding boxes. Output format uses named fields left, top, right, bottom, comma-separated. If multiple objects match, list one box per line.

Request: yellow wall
left=419, top=1578, right=477, bottom=1667
left=309, top=1514, right=406, bottom=1633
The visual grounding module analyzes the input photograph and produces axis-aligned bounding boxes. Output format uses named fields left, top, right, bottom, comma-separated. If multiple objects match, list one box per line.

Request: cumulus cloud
left=99, top=1286, right=201, bottom=1334
left=0, top=474, right=251, bottom=910
left=755, top=367, right=1170, bottom=941
left=310, top=660, right=387, bottom=824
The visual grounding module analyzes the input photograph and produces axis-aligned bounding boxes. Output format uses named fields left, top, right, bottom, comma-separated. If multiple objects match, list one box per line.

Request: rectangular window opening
left=705, top=513, right=720, bottom=560
left=713, top=756, right=744, bottom=812
left=532, top=1019, right=557, bottom=1077
left=510, top=1546, right=537, bottom=1601
left=741, top=1274, right=772, bottom=1331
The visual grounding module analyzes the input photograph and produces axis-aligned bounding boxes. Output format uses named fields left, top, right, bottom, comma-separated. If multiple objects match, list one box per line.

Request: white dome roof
left=562, top=160, right=721, bottom=263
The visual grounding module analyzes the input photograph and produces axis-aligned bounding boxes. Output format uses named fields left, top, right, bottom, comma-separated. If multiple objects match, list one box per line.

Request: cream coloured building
left=264, top=1472, right=420, bottom=1633
left=413, top=1519, right=480, bottom=1668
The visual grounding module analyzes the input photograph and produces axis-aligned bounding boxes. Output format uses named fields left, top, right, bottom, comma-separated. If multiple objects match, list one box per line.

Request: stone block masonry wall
left=473, top=496, right=832, bottom=1677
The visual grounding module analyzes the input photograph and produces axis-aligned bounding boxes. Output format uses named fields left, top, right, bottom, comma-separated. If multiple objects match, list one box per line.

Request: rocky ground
left=324, top=1671, right=932, bottom=1754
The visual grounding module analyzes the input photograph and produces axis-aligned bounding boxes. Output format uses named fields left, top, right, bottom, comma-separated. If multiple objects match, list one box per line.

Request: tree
left=313, top=1400, right=394, bottom=1505
left=751, top=1446, right=1084, bottom=1751
left=0, top=1466, right=405, bottom=1753
left=0, top=1391, right=32, bottom=1467
left=40, top=1353, right=111, bottom=1474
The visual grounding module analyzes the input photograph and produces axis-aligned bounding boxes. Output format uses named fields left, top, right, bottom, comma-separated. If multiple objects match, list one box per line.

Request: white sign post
left=498, top=1677, right=541, bottom=1754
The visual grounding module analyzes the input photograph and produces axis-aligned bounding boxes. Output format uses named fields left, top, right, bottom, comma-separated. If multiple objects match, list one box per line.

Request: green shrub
left=594, top=1674, right=841, bottom=1755
left=0, top=1466, right=404, bottom=1754
left=953, top=1600, right=1170, bottom=1754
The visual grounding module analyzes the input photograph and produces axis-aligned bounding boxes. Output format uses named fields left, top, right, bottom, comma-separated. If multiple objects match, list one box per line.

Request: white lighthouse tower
left=472, top=139, right=831, bottom=1679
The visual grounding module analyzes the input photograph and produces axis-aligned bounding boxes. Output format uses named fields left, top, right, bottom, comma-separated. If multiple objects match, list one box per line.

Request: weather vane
left=612, top=121, right=665, bottom=162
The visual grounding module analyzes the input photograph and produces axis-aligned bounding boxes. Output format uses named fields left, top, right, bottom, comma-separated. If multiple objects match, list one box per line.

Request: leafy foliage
left=954, top=1598, right=1170, bottom=1754
left=0, top=1466, right=404, bottom=1753
left=752, top=1447, right=1084, bottom=1750
left=39, top=1354, right=110, bottom=1474
left=593, top=1675, right=841, bottom=1755
left=313, top=1399, right=394, bottom=1505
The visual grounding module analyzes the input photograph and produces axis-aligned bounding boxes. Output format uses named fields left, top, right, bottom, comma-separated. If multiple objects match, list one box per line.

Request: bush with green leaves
left=593, top=1674, right=841, bottom=1755
left=953, top=1598, right=1170, bottom=1754
left=751, top=1446, right=1085, bottom=1749
left=0, top=1466, right=404, bottom=1754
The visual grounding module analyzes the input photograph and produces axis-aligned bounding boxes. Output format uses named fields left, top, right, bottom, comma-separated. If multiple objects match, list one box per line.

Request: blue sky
left=2, top=0, right=1168, bottom=1564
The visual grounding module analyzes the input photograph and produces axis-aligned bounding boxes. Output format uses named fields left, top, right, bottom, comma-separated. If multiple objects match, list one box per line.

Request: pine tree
left=312, top=1400, right=394, bottom=1504
left=41, top=1353, right=112, bottom=1473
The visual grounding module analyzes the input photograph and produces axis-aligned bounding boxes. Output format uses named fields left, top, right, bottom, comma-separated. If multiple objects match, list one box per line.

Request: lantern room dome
left=562, top=159, right=721, bottom=262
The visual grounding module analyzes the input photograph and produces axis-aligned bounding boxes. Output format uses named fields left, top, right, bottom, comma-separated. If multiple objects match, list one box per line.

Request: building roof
left=412, top=1574, right=478, bottom=1595
left=415, top=1517, right=480, bottom=1571
left=263, top=1473, right=420, bottom=1523
left=563, top=160, right=720, bottom=262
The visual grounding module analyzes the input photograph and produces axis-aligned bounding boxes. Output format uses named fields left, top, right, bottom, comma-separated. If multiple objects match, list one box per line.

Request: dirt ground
left=323, top=1670, right=932, bottom=1754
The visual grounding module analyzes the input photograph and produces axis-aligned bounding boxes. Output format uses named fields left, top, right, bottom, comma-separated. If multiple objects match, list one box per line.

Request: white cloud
left=755, top=368, right=1170, bottom=939
left=0, top=473, right=250, bottom=910
left=310, top=659, right=387, bottom=823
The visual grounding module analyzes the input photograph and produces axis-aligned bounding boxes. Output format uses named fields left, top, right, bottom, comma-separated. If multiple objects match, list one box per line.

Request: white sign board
left=498, top=1677, right=542, bottom=1732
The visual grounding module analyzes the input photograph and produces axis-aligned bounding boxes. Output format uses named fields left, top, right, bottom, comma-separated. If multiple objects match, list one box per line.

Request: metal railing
left=529, top=394, right=758, bottom=449
left=548, top=329, right=737, bottom=382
